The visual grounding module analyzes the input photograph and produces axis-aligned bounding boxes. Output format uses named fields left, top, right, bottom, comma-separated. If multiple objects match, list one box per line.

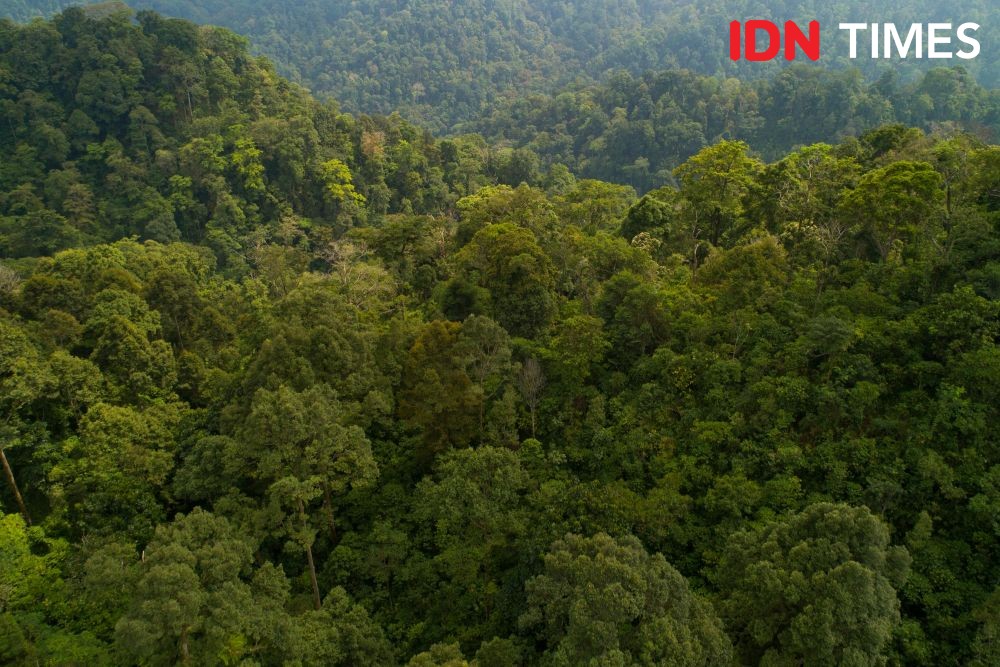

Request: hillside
left=4, top=0, right=998, bottom=131
left=0, top=5, right=523, bottom=264
left=464, top=65, right=1000, bottom=190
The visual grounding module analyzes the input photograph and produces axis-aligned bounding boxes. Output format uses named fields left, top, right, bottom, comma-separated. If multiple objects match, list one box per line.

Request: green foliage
left=413, top=447, right=530, bottom=647
left=6, top=1, right=996, bottom=134
left=115, top=508, right=268, bottom=665
left=399, top=320, right=482, bottom=460
left=0, top=514, right=112, bottom=664
left=286, top=587, right=394, bottom=666
left=471, top=66, right=1000, bottom=191
left=0, top=8, right=998, bottom=667
left=455, top=223, right=556, bottom=337
left=521, top=532, right=733, bottom=665
left=407, top=642, right=468, bottom=667
left=715, top=503, right=911, bottom=666
left=842, top=161, right=944, bottom=261
left=0, top=8, right=499, bottom=264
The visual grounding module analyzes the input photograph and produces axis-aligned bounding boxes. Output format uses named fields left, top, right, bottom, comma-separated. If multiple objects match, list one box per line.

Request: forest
left=4, top=0, right=998, bottom=131
left=465, top=65, right=1000, bottom=190
left=0, top=5, right=999, bottom=667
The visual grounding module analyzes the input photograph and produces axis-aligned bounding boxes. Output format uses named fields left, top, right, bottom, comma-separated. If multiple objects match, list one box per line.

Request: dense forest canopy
left=466, top=65, right=1000, bottom=190
left=4, top=0, right=998, bottom=130
left=0, top=6, right=999, bottom=667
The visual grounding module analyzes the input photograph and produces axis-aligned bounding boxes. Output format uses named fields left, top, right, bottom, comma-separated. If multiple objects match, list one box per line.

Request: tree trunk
left=479, top=398, right=486, bottom=436
left=0, top=445, right=30, bottom=526
left=179, top=626, right=191, bottom=665
left=304, top=541, right=321, bottom=611
left=322, top=481, right=337, bottom=544
left=299, top=498, right=322, bottom=611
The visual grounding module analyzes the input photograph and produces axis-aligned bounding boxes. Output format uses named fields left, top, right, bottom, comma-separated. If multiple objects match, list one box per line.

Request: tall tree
left=115, top=508, right=291, bottom=666
left=672, top=140, right=762, bottom=264
left=237, top=383, right=378, bottom=608
left=521, top=532, right=733, bottom=665
left=455, top=223, right=556, bottom=337
left=714, top=503, right=911, bottom=666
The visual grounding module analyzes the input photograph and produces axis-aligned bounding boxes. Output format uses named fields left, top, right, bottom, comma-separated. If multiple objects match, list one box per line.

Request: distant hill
left=464, top=65, right=1000, bottom=190
left=5, top=1, right=997, bottom=131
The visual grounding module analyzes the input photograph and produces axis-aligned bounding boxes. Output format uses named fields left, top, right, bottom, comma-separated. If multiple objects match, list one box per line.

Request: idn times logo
left=729, top=21, right=981, bottom=61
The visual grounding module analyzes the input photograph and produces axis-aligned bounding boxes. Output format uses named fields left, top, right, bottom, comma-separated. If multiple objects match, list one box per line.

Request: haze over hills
left=465, top=65, right=1000, bottom=190
left=5, top=0, right=998, bottom=131
left=4, top=0, right=999, bottom=193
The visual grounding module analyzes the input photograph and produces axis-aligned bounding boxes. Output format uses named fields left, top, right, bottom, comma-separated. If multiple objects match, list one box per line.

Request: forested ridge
left=4, top=0, right=998, bottom=131
left=1, top=7, right=1000, bottom=667
left=465, top=65, right=1000, bottom=191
